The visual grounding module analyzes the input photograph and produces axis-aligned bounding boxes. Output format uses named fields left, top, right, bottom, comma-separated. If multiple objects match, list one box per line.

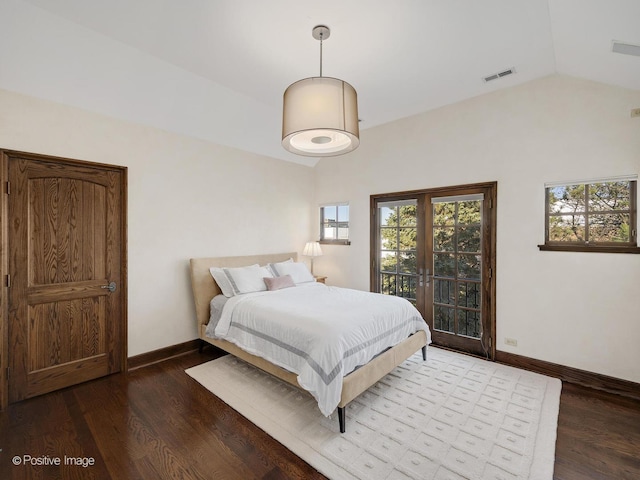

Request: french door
left=371, top=182, right=496, bottom=358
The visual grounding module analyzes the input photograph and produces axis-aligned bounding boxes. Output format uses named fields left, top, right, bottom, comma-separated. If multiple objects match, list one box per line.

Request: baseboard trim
left=128, top=342, right=640, bottom=401
left=128, top=339, right=201, bottom=371
left=496, top=350, right=640, bottom=401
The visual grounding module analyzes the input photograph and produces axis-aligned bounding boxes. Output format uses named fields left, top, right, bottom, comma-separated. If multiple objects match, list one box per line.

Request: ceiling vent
left=483, top=67, right=516, bottom=83
left=612, top=41, right=640, bottom=57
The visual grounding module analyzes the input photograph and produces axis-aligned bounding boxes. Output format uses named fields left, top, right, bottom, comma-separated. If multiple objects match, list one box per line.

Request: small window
left=320, top=203, right=350, bottom=245
left=539, top=177, right=639, bottom=253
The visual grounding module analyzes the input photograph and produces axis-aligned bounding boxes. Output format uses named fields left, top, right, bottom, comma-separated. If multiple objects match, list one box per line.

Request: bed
left=189, top=252, right=430, bottom=432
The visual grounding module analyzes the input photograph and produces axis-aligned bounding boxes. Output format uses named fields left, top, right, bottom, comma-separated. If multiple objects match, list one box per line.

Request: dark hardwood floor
left=1, top=348, right=639, bottom=479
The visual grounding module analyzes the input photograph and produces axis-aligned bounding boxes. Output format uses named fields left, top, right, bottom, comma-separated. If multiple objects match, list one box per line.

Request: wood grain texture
left=5, top=151, right=126, bottom=403
left=30, top=178, right=108, bottom=285
left=554, top=382, right=640, bottom=479
left=369, top=181, right=498, bottom=359
left=0, top=349, right=326, bottom=480
left=0, top=154, right=9, bottom=408
left=496, top=350, right=640, bottom=401
left=1, top=349, right=639, bottom=479
left=128, top=339, right=201, bottom=370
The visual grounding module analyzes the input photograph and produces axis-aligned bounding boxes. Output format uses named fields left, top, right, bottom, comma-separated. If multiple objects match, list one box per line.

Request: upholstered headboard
left=189, top=252, right=298, bottom=330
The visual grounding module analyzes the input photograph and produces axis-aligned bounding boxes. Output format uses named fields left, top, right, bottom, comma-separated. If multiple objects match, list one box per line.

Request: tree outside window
left=541, top=178, right=638, bottom=253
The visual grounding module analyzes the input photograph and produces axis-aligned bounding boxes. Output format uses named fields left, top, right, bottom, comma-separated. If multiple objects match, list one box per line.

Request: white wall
left=0, top=88, right=314, bottom=356
left=0, top=0, right=312, bottom=167
left=313, top=75, right=640, bottom=383
left=2, top=74, right=638, bottom=385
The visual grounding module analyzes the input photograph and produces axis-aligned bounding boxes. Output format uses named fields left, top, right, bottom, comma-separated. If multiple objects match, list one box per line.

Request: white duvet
left=207, top=283, right=431, bottom=416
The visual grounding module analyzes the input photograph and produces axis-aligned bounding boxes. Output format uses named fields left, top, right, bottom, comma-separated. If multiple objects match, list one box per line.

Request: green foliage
left=548, top=182, right=632, bottom=243
left=380, top=205, right=417, bottom=274
left=378, top=199, right=483, bottom=338
left=433, top=201, right=481, bottom=278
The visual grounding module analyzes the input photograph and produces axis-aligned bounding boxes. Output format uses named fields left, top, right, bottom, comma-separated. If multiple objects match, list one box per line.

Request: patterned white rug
left=186, top=348, right=561, bottom=480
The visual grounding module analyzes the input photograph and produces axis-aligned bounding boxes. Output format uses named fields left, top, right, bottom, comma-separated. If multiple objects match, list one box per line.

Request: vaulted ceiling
left=1, top=0, right=639, bottom=166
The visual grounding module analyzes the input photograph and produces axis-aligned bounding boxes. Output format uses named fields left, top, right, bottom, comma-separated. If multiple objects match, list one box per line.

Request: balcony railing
left=380, top=272, right=418, bottom=304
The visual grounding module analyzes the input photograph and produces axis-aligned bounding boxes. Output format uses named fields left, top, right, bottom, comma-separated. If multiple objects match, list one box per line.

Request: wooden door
left=6, top=152, right=126, bottom=403
left=371, top=182, right=496, bottom=359
left=424, top=189, right=493, bottom=357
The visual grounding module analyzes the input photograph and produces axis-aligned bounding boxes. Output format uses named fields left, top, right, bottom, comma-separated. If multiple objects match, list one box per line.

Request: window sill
left=538, top=244, right=640, bottom=254
left=319, top=239, right=351, bottom=246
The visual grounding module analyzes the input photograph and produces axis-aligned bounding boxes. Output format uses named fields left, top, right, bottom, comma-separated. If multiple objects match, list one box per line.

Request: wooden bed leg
left=422, top=345, right=427, bottom=361
left=338, top=407, right=346, bottom=433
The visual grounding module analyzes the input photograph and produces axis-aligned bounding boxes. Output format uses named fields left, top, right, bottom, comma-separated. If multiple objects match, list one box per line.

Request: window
left=320, top=203, right=350, bottom=245
left=540, top=176, right=639, bottom=253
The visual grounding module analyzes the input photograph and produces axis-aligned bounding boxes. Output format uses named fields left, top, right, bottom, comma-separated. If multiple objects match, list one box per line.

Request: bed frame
left=189, top=252, right=428, bottom=433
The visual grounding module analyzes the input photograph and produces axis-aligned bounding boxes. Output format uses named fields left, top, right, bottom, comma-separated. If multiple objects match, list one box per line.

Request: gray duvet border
left=228, top=316, right=425, bottom=385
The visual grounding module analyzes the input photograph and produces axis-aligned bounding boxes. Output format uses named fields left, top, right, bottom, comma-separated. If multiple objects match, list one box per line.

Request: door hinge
left=6, top=274, right=10, bottom=288
left=6, top=181, right=10, bottom=195
left=488, top=267, right=492, bottom=279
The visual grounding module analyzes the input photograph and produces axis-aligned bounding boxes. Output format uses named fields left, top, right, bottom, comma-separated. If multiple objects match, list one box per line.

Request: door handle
left=101, top=281, right=117, bottom=293
left=419, top=269, right=432, bottom=287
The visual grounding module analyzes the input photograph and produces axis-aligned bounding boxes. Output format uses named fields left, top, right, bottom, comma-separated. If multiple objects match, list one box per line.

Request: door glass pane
left=397, top=274, right=417, bottom=299
left=380, top=272, right=396, bottom=296
left=398, top=228, right=417, bottom=250
left=458, top=225, right=481, bottom=252
left=379, top=251, right=397, bottom=273
left=399, top=251, right=417, bottom=274
left=434, top=305, right=455, bottom=333
left=434, top=253, right=456, bottom=278
left=434, top=279, right=455, bottom=305
left=458, top=282, right=480, bottom=308
left=457, top=200, right=481, bottom=224
left=458, top=254, right=481, bottom=279
left=434, top=227, right=455, bottom=251
left=432, top=199, right=482, bottom=339
left=458, top=310, right=481, bottom=338
left=433, top=203, right=455, bottom=225
left=380, top=207, right=396, bottom=226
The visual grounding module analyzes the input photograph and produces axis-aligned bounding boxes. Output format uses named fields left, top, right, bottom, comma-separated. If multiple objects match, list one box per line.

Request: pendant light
left=282, top=25, right=359, bottom=157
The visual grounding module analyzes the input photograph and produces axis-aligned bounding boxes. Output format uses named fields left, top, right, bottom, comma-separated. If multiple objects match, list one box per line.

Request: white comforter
left=207, top=283, right=431, bottom=416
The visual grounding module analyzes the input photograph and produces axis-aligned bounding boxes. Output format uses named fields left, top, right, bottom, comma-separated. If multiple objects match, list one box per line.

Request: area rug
left=186, top=348, right=561, bottom=480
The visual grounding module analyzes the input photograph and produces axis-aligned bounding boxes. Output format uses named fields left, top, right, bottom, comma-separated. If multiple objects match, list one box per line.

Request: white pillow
left=209, top=264, right=274, bottom=297
left=265, top=258, right=293, bottom=276
left=270, top=261, right=315, bottom=284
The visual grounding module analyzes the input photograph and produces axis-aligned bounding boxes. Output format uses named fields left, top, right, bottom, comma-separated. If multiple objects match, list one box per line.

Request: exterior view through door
left=371, top=182, right=496, bottom=358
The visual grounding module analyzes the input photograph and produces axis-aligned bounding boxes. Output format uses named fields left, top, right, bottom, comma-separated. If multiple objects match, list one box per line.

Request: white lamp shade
left=282, top=77, right=359, bottom=157
left=303, top=241, right=323, bottom=257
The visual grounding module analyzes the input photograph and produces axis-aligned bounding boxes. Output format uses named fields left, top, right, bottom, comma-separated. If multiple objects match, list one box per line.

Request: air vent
left=612, top=41, right=640, bottom=57
left=483, top=67, right=516, bottom=83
